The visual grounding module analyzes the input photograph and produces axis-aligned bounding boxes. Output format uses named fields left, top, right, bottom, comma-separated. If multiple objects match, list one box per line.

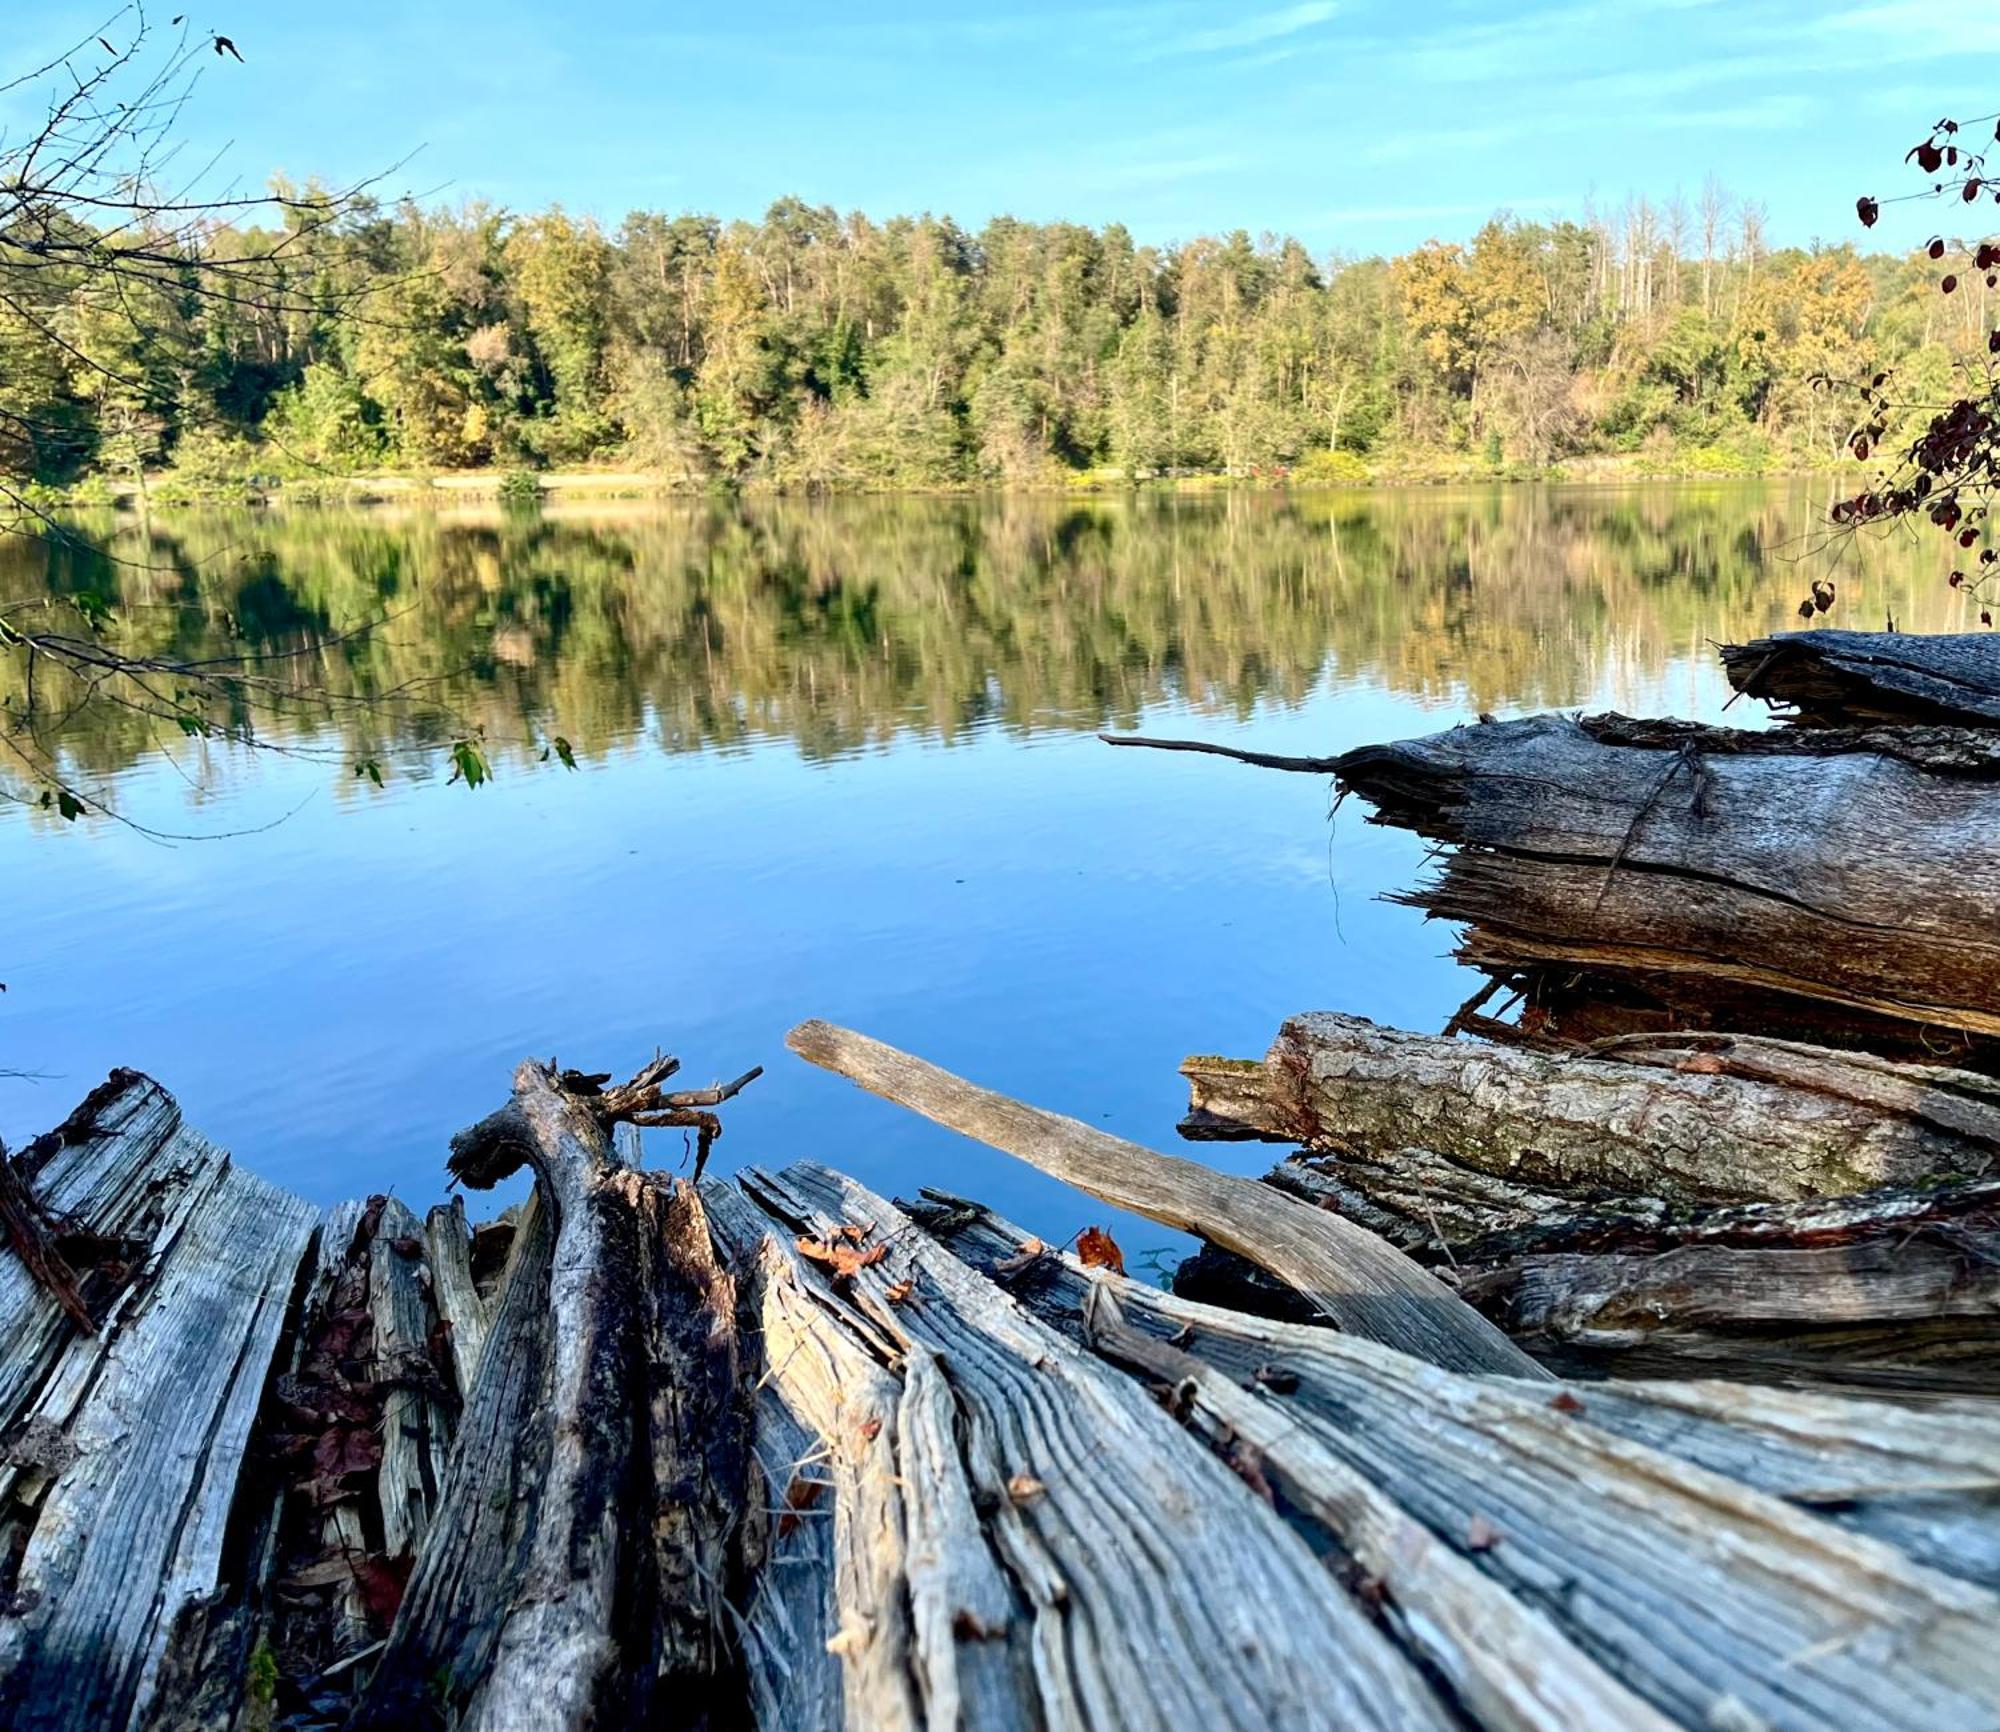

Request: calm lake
left=0, top=482, right=1975, bottom=1248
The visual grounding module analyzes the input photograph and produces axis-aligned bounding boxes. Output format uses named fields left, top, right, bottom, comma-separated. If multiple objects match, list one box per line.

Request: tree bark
left=350, top=1056, right=752, bottom=1732
left=1330, top=711, right=2000, bottom=1042
left=1721, top=628, right=2000, bottom=727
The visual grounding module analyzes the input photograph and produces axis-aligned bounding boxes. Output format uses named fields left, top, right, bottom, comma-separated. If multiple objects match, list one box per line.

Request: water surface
left=0, top=484, right=1972, bottom=1247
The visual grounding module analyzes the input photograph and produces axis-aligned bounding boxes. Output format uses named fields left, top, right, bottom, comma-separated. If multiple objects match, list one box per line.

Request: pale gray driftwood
left=785, top=1018, right=1544, bottom=1378
left=0, top=1084, right=317, bottom=1732
left=425, top=1195, right=493, bottom=1401
left=1185, top=1014, right=2000, bottom=1201
left=1721, top=629, right=2000, bottom=727
left=904, top=1192, right=2000, bottom=1732
left=709, top=1160, right=1464, bottom=1732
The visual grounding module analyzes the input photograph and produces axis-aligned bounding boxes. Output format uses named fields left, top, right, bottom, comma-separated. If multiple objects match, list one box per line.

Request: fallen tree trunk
left=898, top=1185, right=2000, bottom=1731
left=1183, top=1015, right=2000, bottom=1202
left=1721, top=628, right=2000, bottom=727
left=785, top=1019, right=1545, bottom=1377
left=0, top=1077, right=319, bottom=1732
left=349, top=1053, right=756, bottom=1732
left=1182, top=1019, right=2000, bottom=1389
left=1332, top=710, right=2000, bottom=1044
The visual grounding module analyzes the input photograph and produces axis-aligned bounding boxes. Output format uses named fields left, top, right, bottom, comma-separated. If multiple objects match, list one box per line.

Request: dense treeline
left=2, top=186, right=1983, bottom=490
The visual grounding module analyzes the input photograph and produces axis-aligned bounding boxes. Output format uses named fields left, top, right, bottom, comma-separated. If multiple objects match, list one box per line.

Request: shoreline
left=19, top=455, right=1862, bottom=514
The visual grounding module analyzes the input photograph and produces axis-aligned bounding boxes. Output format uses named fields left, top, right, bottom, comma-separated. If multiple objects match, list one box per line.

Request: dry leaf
left=1075, top=1225, right=1126, bottom=1275
left=994, top=1236, right=1048, bottom=1279
left=1466, top=1514, right=1502, bottom=1552
left=1549, top=1390, right=1585, bottom=1415
left=836, top=1221, right=873, bottom=1243
left=796, top=1235, right=888, bottom=1283
left=778, top=1472, right=827, bottom=1537
left=1005, top=1474, right=1047, bottom=1503
left=885, top=1277, right=914, bottom=1304
left=858, top=1416, right=882, bottom=1443
left=1675, top=1053, right=1727, bottom=1075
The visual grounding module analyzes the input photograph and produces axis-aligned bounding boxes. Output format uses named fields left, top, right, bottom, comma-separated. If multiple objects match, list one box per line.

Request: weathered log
left=1722, top=628, right=2000, bottom=727
left=785, top=1018, right=1545, bottom=1377
left=350, top=1054, right=753, bottom=1732
left=425, top=1195, right=493, bottom=1402
left=1334, top=710, right=2000, bottom=1041
left=707, top=1161, right=1470, bottom=1732
left=0, top=1077, right=319, bottom=1732
left=1185, top=1014, right=2000, bottom=1202
left=901, top=1187, right=2000, bottom=1731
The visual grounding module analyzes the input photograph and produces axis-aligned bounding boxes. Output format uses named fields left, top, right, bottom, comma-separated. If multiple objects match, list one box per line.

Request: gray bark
left=1722, top=629, right=2000, bottom=727
left=0, top=1078, right=318, bottom=1732
left=350, top=1056, right=751, bottom=1732
left=1333, top=711, right=2000, bottom=1041
left=785, top=1018, right=1544, bottom=1377
left=904, top=1188, right=2000, bottom=1732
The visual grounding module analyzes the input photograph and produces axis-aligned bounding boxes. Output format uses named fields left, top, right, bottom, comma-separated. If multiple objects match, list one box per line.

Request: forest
left=0, top=182, right=1983, bottom=494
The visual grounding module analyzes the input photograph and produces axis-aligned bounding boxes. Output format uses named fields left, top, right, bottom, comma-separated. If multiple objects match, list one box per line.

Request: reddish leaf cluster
left=1842, top=113, right=2000, bottom=617
left=795, top=1226, right=887, bottom=1285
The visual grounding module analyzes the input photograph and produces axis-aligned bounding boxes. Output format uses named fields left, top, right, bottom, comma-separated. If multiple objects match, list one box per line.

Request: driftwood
left=896, top=1186, right=2000, bottom=1731
left=784, top=1018, right=1545, bottom=1377
left=706, top=1161, right=1474, bottom=1732
left=0, top=1075, right=319, bottom=1732
left=350, top=1054, right=755, bottom=1732
left=1722, top=628, right=2000, bottom=727
left=1337, top=710, right=2000, bottom=1043
left=1183, top=1014, right=2000, bottom=1202
left=1182, top=1018, right=2000, bottom=1388
left=4, top=1060, right=2000, bottom=1729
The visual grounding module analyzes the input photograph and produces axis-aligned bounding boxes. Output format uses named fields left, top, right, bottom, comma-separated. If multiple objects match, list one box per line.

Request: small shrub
left=497, top=469, right=542, bottom=508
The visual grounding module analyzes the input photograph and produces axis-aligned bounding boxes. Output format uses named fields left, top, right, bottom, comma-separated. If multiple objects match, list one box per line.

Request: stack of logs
left=1115, top=627, right=2000, bottom=1393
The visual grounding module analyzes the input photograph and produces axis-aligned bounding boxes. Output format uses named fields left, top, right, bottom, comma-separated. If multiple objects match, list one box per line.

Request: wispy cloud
left=1155, top=1, right=1338, bottom=57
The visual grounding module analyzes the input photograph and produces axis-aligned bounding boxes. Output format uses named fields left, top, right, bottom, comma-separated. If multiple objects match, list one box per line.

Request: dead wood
left=1721, top=629, right=2000, bottom=728
left=350, top=1053, right=756, bottom=1732
left=897, top=1184, right=2000, bottom=1731
left=1330, top=711, right=2000, bottom=1042
left=1185, top=1014, right=2000, bottom=1203
left=784, top=1018, right=1546, bottom=1377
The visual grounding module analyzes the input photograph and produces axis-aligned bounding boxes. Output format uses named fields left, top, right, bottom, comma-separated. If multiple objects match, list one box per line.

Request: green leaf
left=552, top=736, right=576, bottom=770
left=354, top=758, right=384, bottom=788
left=175, top=713, right=207, bottom=737
left=447, top=739, right=490, bottom=791
left=70, top=592, right=113, bottom=633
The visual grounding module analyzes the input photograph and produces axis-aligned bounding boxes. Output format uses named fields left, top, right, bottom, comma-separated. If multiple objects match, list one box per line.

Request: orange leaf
left=796, top=1235, right=888, bottom=1283
left=1076, top=1226, right=1126, bottom=1276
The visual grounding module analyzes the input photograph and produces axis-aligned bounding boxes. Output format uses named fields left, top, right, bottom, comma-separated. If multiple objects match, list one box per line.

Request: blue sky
left=13, top=0, right=1993, bottom=255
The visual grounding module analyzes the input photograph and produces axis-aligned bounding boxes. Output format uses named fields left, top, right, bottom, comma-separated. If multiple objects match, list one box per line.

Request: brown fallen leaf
left=885, top=1277, right=915, bottom=1304
left=1076, top=1225, right=1126, bottom=1275
left=796, top=1235, right=888, bottom=1283
left=1005, top=1474, right=1047, bottom=1503
left=994, top=1236, right=1048, bottom=1280
left=836, top=1221, right=873, bottom=1243
left=778, top=1472, right=828, bottom=1537
left=1675, top=1053, right=1727, bottom=1075
left=1549, top=1390, right=1586, bottom=1415
left=352, top=1553, right=415, bottom=1629
left=858, top=1415, right=882, bottom=1443
left=1466, top=1514, right=1502, bottom=1552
